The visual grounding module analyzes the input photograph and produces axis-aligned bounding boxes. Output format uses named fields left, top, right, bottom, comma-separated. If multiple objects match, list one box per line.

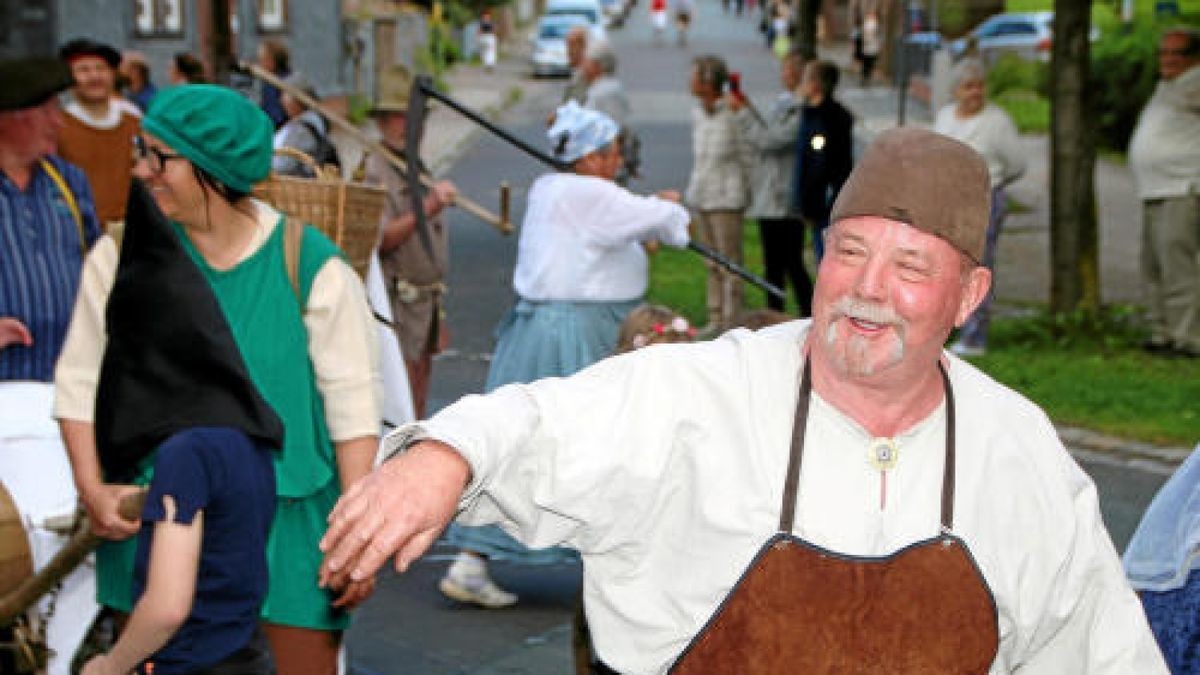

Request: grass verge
left=646, top=224, right=1199, bottom=446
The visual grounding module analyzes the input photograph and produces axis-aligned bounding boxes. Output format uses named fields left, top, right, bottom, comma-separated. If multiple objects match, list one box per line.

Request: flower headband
left=630, top=316, right=696, bottom=349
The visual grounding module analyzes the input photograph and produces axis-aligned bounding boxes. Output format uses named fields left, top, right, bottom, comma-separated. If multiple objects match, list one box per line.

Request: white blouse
left=512, top=172, right=690, bottom=303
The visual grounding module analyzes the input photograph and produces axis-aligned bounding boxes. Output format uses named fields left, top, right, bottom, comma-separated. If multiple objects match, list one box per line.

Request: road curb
left=1057, top=425, right=1191, bottom=469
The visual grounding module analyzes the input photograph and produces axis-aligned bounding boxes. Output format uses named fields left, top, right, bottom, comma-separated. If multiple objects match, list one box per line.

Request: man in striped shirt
left=0, top=56, right=102, bottom=675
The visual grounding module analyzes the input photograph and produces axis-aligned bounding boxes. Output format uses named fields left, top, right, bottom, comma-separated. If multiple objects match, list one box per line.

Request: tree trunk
left=793, top=0, right=823, bottom=58
left=209, top=0, right=234, bottom=85
left=1048, top=0, right=1100, bottom=314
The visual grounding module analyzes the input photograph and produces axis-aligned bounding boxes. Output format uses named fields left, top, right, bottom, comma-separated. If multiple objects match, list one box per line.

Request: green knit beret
left=142, top=84, right=274, bottom=193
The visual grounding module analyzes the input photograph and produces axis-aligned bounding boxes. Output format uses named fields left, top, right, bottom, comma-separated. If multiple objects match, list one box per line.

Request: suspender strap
left=39, top=159, right=85, bottom=255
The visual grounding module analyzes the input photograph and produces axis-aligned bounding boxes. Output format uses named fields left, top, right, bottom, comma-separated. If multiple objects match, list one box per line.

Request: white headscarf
left=548, top=100, right=619, bottom=164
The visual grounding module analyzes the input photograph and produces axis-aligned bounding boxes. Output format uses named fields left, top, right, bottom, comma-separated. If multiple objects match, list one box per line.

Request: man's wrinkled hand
left=319, top=441, right=470, bottom=587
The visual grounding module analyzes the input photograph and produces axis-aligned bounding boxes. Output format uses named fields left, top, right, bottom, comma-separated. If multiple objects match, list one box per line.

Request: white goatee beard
left=823, top=298, right=906, bottom=377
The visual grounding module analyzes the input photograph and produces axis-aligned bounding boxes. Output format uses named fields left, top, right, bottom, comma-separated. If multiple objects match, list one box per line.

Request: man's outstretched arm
left=319, top=440, right=470, bottom=587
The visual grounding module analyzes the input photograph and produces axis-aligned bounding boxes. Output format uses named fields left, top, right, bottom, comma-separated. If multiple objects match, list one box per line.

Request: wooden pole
left=0, top=492, right=146, bottom=626
left=242, top=62, right=514, bottom=234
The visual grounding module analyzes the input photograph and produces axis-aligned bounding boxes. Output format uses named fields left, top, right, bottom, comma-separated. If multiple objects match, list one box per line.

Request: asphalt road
left=344, top=4, right=1172, bottom=672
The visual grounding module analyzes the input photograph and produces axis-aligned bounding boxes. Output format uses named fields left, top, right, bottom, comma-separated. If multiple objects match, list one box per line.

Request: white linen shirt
left=512, top=172, right=690, bottom=302
left=1128, top=64, right=1200, bottom=200
left=934, top=103, right=1026, bottom=189
left=386, top=320, right=1167, bottom=674
left=54, top=200, right=383, bottom=442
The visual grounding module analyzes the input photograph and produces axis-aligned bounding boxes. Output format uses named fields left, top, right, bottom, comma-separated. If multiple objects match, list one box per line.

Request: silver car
left=530, top=14, right=590, bottom=77
left=950, top=11, right=1099, bottom=64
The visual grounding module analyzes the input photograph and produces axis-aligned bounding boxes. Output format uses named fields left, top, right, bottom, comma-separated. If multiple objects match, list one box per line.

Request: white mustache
left=829, top=297, right=903, bottom=327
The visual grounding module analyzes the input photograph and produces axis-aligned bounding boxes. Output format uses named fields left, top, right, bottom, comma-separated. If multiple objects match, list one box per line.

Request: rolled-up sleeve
left=304, top=257, right=383, bottom=441
left=53, top=235, right=119, bottom=422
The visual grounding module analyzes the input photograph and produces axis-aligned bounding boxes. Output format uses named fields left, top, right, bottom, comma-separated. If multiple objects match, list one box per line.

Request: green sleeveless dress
left=96, top=217, right=355, bottom=630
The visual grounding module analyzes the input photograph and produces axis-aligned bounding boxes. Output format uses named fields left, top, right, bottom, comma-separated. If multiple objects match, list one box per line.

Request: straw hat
left=372, top=64, right=413, bottom=113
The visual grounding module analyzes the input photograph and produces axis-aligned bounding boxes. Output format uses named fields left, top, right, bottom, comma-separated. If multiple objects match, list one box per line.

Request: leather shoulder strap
left=283, top=217, right=303, bottom=307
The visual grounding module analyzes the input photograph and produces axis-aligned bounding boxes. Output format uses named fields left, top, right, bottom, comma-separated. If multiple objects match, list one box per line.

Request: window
left=257, top=0, right=288, bottom=32
left=133, top=0, right=184, bottom=36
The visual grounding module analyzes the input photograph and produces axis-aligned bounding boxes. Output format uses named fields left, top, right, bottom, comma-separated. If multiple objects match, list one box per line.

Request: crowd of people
left=0, top=7, right=1197, bottom=675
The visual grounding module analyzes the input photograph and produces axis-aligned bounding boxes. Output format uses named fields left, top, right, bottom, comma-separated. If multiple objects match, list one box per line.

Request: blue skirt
left=484, top=298, right=640, bottom=392
left=452, top=297, right=638, bottom=563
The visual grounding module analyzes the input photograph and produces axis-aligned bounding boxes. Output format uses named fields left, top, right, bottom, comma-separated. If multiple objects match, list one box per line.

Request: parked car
left=545, top=0, right=609, bottom=34
left=949, top=11, right=1098, bottom=64
left=530, top=14, right=590, bottom=77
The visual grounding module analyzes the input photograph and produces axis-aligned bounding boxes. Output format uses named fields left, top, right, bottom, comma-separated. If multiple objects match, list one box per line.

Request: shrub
left=1089, top=20, right=1162, bottom=152
left=995, top=89, right=1050, bottom=132
left=987, top=52, right=1049, bottom=98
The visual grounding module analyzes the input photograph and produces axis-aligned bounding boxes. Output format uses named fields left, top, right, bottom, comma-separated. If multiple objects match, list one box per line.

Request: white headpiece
left=547, top=101, right=619, bottom=164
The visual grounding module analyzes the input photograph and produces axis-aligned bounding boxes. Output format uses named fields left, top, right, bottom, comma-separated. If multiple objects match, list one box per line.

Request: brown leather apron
left=669, top=360, right=999, bottom=674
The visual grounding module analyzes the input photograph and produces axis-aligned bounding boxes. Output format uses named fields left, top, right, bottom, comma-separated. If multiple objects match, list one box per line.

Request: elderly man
left=733, top=47, right=810, bottom=315
left=362, top=65, right=457, bottom=420
left=1129, top=26, right=1200, bottom=359
left=562, top=25, right=592, bottom=105
left=57, top=38, right=140, bottom=228
left=0, top=57, right=103, bottom=675
left=582, top=40, right=639, bottom=183
left=320, top=128, right=1167, bottom=673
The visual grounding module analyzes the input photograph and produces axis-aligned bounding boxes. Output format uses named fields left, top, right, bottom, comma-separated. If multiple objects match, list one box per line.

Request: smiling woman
left=56, top=84, right=382, bottom=675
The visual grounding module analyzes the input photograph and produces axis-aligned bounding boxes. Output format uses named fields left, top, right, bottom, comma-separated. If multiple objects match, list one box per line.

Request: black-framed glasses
left=133, top=135, right=185, bottom=173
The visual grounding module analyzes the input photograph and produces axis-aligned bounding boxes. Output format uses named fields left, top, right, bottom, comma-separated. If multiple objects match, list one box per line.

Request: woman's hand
left=330, top=575, right=376, bottom=610
left=0, top=317, right=32, bottom=351
left=82, top=483, right=144, bottom=540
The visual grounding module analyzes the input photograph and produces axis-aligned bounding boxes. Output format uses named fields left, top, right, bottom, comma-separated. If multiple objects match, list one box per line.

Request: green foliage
left=968, top=307, right=1200, bottom=445
left=986, top=54, right=1049, bottom=133
left=1090, top=18, right=1171, bottom=152
left=646, top=220, right=797, bottom=325
left=987, top=53, right=1049, bottom=98
left=347, top=93, right=372, bottom=125
left=994, top=88, right=1050, bottom=132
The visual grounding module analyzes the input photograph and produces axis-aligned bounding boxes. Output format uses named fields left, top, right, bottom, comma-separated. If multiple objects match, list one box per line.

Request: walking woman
left=55, top=84, right=381, bottom=674
left=439, top=101, right=691, bottom=607
left=933, top=58, right=1025, bottom=356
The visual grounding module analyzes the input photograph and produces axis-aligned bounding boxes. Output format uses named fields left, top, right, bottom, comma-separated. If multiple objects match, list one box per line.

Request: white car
left=545, top=0, right=609, bottom=35
left=530, top=14, right=590, bottom=77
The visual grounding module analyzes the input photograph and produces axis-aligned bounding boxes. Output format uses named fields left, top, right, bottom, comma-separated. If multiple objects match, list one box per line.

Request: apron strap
left=938, top=361, right=955, bottom=531
left=779, top=357, right=957, bottom=535
left=778, top=358, right=812, bottom=534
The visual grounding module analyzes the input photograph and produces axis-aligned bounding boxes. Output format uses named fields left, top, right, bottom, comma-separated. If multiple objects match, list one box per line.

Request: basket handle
left=272, top=147, right=338, bottom=179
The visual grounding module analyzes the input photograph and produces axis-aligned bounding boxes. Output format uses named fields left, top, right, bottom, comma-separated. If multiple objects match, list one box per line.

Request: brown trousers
left=696, top=209, right=745, bottom=330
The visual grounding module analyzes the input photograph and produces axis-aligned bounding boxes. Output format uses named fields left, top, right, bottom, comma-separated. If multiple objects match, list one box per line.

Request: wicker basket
left=253, top=148, right=385, bottom=279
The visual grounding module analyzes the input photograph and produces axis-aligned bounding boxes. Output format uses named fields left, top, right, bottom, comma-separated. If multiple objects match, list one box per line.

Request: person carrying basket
left=55, top=84, right=381, bottom=674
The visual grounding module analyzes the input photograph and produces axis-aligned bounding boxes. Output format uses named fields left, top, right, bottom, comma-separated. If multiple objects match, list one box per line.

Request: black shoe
left=1169, top=345, right=1200, bottom=359
left=1142, top=339, right=1173, bottom=355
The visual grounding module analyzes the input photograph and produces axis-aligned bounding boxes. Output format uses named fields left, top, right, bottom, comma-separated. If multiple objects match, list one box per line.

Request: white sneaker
left=949, top=341, right=985, bottom=357
left=438, top=558, right=518, bottom=608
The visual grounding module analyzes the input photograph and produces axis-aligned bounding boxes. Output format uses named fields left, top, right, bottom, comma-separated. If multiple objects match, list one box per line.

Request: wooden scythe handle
left=242, top=62, right=514, bottom=235
left=0, top=491, right=146, bottom=626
